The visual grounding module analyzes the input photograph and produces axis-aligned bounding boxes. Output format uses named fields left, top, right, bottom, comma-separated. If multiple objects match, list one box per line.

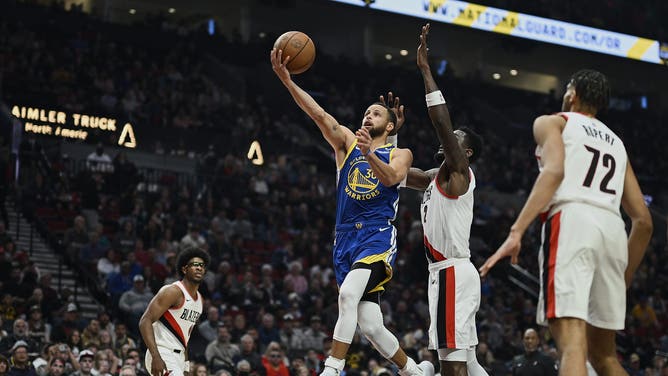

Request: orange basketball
left=273, top=31, right=316, bottom=74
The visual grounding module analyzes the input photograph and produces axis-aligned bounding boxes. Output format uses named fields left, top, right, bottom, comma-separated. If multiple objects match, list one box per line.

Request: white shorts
left=145, top=346, right=186, bottom=376
left=537, top=203, right=628, bottom=330
left=427, top=259, right=480, bottom=350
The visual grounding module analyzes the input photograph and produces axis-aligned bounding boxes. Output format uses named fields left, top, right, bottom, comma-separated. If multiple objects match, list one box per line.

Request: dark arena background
left=0, top=0, right=667, bottom=375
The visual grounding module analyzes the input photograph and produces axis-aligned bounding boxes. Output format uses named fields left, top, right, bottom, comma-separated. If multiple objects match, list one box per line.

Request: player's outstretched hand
left=270, top=48, right=292, bottom=83
left=379, top=92, right=405, bottom=133
left=479, top=229, right=522, bottom=277
left=417, top=23, right=430, bottom=71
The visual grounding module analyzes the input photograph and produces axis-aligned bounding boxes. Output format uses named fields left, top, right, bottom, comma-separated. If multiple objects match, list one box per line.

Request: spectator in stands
left=37, top=274, right=60, bottom=319
left=113, top=323, right=136, bottom=357
left=0, top=319, right=37, bottom=354
left=0, top=355, right=8, bottom=376
left=181, top=223, right=206, bottom=252
left=229, top=314, right=248, bottom=344
left=71, top=350, right=94, bottom=376
left=118, top=274, right=154, bottom=329
left=46, top=358, right=66, bottom=376
left=106, top=261, right=135, bottom=301
left=81, top=319, right=101, bottom=349
left=66, top=331, right=82, bottom=358
left=233, top=335, right=265, bottom=376
left=626, top=353, right=643, bottom=376
left=631, top=295, right=660, bottom=329
left=97, top=249, right=121, bottom=282
left=8, top=341, right=37, bottom=376
left=301, top=316, right=328, bottom=354
left=258, top=314, right=281, bottom=354
left=118, top=365, right=136, bottom=376
left=199, top=306, right=222, bottom=343
left=279, top=314, right=304, bottom=357
left=261, top=344, right=289, bottom=376
left=63, top=216, right=89, bottom=263
left=86, top=143, right=113, bottom=173
left=205, top=324, right=240, bottom=373
left=511, top=328, right=557, bottom=376
left=114, top=221, right=138, bottom=255
left=54, top=343, right=79, bottom=374
left=283, top=262, right=307, bottom=296
left=27, top=305, right=51, bottom=349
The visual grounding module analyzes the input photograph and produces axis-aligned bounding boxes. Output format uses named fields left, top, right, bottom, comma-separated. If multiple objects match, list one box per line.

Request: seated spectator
left=232, top=335, right=265, bottom=376
left=86, top=143, right=113, bottom=173
left=199, top=307, right=222, bottom=343
left=260, top=344, right=288, bottom=376
left=300, top=316, right=327, bottom=354
left=0, top=355, right=8, bottom=376
left=27, top=305, right=51, bottom=350
left=72, top=350, right=95, bottom=376
left=0, top=319, right=37, bottom=355
left=81, top=320, right=101, bottom=349
left=118, top=275, right=154, bottom=330
left=205, top=324, right=240, bottom=373
left=8, top=341, right=37, bottom=376
left=46, top=358, right=66, bottom=376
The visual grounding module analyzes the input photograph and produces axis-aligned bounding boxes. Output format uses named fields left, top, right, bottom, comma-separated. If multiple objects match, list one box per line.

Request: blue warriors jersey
left=332, top=141, right=400, bottom=290
left=335, top=141, right=400, bottom=226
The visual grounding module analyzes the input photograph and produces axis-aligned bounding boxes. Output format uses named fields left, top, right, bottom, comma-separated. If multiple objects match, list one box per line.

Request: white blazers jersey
left=421, top=168, right=475, bottom=261
left=536, top=112, right=627, bottom=216
left=153, top=281, right=202, bottom=351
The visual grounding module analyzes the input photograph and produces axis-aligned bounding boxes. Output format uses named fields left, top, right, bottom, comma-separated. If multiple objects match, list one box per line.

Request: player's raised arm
left=270, top=48, right=354, bottom=153
left=417, top=24, right=469, bottom=195
left=479, top=114, right=565, bottom=277
left=139, top=285, right=182, bottom=376
left=404, top=167, right=439, bottom=191
left=620, top=161, right=653, bottom=288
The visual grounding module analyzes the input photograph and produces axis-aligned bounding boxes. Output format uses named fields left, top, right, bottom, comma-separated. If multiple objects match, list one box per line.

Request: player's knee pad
left=437, top=348, right=468, bottom=362
left=358, top=301, right=398, bottom=359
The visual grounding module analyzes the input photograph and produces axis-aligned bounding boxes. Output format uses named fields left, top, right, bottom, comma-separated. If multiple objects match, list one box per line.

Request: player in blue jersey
left=271, top=49, right=433, bottom=376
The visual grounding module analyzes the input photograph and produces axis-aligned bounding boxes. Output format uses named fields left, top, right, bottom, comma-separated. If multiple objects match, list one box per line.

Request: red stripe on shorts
left=446, top=267, right=456, bottom=348
left=547, top=212, right=561, bottom=319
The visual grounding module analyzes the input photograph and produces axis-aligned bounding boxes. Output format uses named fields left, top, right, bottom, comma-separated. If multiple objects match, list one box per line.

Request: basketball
left=273, top=31, right=316, bottom=74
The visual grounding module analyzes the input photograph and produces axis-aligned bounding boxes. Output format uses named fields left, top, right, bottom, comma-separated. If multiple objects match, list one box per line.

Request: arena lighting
left=168, top=8, right=176, bottom=14
left=385, top=53, right=393, bottom=60
left=327, top=0, right=663, bottom=65
left=400, top=49, right=408, bottom=56
left=510, top=69, right=518, bottom=76
left=259, top=32, right=267, bottom=38
left=128, top=8, right=136, bottom=14
left=492, top=73, right=501, bottom=79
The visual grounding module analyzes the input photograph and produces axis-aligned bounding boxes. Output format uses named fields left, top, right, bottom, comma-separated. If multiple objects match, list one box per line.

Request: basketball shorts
left=427, top=258, right=480, bottom=350
left=537, top=202, right=628, bottom=330
left=333, top=221, right=397, bottom=290
left=145, top=346, right=187, bottom=376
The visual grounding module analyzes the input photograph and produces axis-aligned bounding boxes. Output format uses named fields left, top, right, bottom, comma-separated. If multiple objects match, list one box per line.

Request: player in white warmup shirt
left=480, top=69, right=653, bottom=376
left=139, top=248, right=210, bottom=376
left=404, top=23, right=488, bottom=376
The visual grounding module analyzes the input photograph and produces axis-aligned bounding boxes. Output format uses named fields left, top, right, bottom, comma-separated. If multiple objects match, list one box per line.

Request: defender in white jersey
left=404, top=24, right=488, bottom=376
left=139, top=248, right=210, bottom=376
left=480, top=69, right=653, bottom=376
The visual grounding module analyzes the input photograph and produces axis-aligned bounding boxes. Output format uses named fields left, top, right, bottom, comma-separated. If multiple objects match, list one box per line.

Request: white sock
left=324, top=356, right=345, bottom=371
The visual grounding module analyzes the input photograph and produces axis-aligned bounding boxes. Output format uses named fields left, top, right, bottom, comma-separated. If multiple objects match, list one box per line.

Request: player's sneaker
left=319, top=366, right=340, bottom=376
left=418, top=361, right=435, bottom=376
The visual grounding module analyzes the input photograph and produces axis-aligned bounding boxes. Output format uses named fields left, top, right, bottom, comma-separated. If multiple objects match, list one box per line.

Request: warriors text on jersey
left=421, top=168, right=475, bottom=261
left=536, top=112, right=627, bottom=216
left=153, top=281, right=202, bottom=351
left=336, top=141, right=400, bottom=226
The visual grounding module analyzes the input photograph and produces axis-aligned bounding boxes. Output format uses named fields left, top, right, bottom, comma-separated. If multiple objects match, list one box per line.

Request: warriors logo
left=345, top=159, right=380, bottom=200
